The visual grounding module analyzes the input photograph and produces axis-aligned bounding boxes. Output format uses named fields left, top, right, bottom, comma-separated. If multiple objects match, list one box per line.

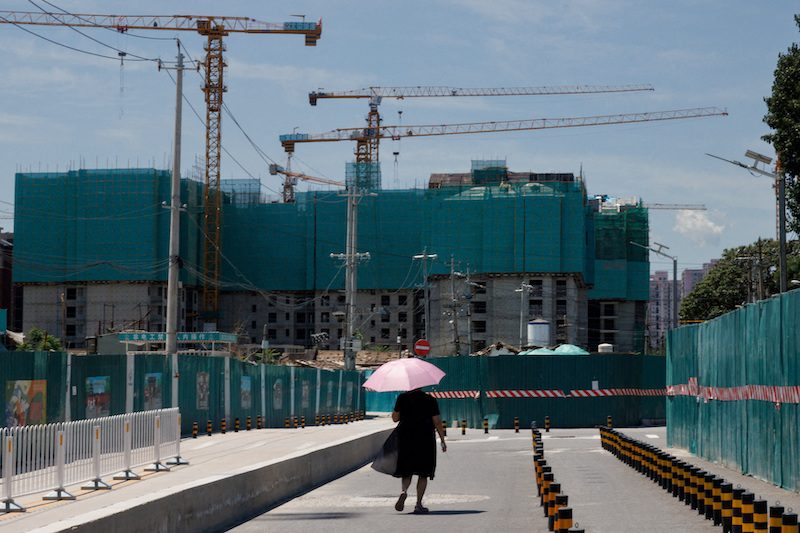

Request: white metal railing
left=0, top=408, right=182, bottom=512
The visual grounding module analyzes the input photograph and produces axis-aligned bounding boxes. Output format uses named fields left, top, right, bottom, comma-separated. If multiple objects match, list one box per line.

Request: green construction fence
left=0, top=352, right=364, bottom=436
left=667, top=289, right=800, bottom=491
left=366, top=354, right=665, bottom=429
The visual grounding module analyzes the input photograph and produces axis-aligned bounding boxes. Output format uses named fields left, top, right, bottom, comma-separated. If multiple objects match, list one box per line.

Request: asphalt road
left=228, top=429, right=546, bottom=533
left=228, top=426, right=770, bottom=533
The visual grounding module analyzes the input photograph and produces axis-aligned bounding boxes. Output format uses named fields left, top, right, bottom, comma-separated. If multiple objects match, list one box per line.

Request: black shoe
left=413, top=504, right=429, bottom=514
left=395, top=492, right=407, bottom=512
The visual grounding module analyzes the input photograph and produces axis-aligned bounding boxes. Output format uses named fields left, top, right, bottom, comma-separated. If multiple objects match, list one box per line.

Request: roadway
left=230, top=427, right=800, bottom=533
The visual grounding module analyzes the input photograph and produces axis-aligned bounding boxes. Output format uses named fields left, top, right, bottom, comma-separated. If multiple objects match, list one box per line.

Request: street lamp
left=515, top=282, right=534, bottom=348
left=707, top=150, right=787, bottom=293
left=631, top=241, right=678, bottom=330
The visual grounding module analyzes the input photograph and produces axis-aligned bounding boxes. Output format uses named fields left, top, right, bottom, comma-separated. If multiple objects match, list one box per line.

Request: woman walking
left=391, top=387, right=447, bottom=514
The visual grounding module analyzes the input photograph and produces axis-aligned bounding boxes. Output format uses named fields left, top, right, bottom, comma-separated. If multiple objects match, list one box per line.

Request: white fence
left=0, top=408, right=184, bottom=512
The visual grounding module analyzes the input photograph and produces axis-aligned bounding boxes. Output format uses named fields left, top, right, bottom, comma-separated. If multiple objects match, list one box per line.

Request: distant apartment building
left=647, top=260, right=717, bottom=350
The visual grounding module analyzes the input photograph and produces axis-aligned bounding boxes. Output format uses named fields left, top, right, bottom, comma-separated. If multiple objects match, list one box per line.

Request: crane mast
left=0, top=10, right=322, bottom=324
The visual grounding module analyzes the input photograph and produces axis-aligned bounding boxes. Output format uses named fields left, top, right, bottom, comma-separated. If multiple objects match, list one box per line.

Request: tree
left=18, top=327, right=62, bottom=351
left=763, top=14, right=800, bottom=233
left=680, top=239, right=800, bottom=321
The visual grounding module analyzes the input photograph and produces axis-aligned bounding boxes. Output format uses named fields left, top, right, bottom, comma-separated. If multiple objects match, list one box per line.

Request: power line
left=26, top=0, right=163, bottom=62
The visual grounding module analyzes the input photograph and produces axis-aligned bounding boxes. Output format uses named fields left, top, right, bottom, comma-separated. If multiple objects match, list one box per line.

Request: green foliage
left=763, top=14, right=800, bottom=233
left=18, top=327, right=62, bottom=351
left=680, top=239, right=800, bottom=321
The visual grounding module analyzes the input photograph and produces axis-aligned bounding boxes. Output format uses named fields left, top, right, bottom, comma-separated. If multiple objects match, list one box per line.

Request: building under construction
left=11, top=160, right=648, bottom=354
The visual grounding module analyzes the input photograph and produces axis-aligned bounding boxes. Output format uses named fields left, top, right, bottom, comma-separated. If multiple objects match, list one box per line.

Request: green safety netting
left=15, top=170, right=648, bottom=302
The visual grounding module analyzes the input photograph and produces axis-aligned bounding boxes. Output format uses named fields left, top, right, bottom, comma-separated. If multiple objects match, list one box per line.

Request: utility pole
left=757, top=238, right=765, bottom=300
left=331, top=183, right=370, bottom=370
left=161, top=47, right=189, bottom=409
left=412, top=249, right=438, bottom=341
left=163, top=46, right=186, bottom=355
left=515, top=282, right=534, bottom=347
left=449, top=256, right=461, bottom=356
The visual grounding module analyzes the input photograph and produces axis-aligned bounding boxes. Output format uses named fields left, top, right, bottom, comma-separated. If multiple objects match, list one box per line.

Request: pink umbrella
left=362, top=357, right=446, bottom=392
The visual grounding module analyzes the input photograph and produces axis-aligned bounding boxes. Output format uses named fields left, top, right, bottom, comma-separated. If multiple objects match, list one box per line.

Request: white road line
left=645, top=434, right=660, bottom=439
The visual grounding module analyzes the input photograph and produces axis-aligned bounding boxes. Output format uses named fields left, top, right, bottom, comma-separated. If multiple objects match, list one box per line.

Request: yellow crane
left=0, top=10, right=322, bottom=319
left=307, top=84, right=654, bottom=166
left=269, top=163, right=344, bottom=203
left=280, top=107, right=728, bottom=156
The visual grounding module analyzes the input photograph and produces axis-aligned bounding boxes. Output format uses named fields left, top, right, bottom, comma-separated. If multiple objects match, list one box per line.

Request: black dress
left=393, top=389, right=440, bottom=479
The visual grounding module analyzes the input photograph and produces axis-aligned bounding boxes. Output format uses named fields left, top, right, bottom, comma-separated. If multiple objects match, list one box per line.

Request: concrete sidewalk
left=0, top=417, right=394, bottom=533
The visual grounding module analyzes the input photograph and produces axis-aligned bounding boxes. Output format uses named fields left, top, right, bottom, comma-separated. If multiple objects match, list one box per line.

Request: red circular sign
left=414, top=339, right=431, bottom=356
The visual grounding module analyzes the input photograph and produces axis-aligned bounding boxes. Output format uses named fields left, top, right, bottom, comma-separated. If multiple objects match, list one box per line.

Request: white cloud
left=673, top=210, right=724, bottom=246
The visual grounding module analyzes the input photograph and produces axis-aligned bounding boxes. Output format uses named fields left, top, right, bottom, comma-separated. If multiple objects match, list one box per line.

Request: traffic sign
left=414, top=339, right=431, bottom=357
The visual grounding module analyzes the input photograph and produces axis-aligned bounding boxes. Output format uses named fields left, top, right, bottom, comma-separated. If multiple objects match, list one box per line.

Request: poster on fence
left=301, top=380, right=310, bottom=408
left=273, top=379, right=283, bottom=410
left=143, top=373, right=163, bottom=410
left=86, top=376, right=111, bottom=418
left=5, top=379, right=47, bottom=426
left=241, top=376, right=252, bottom=410
left=326, top=381, right=333, bottom=408
left=196, top=372, right=209, bottom=410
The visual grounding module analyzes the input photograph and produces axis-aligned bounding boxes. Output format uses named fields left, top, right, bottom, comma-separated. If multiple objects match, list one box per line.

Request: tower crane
left=643, top=203, right=707, bottom=210
left=280, top=107, right=728, bottom=155
left=269, top=163, right=344, bottom=203
left=307, top=84, right=654, bottom=167
left=0, top=10, right=322, bottom=322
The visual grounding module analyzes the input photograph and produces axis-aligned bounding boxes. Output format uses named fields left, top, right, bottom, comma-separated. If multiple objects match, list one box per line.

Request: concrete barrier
left=36, top=426, right=393, bottom=533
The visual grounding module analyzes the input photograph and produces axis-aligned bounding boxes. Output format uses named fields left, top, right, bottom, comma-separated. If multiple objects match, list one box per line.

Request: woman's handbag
left=371, top=428, right=399, bottom=475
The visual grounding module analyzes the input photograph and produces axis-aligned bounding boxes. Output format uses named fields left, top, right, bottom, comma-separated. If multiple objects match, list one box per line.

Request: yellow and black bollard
left=546, top=482, right=560, bottom=527
left=741, top=492, right=755, bottom=532
left=335, top=414, right=340, bottom=425
left=712, top=477, right=723, bottom=526
left=540, top=472, right=554, bottom=509
left=256, top=415, right=263, bottom=429
left=556, top=506, right=573, bottom=533
left=294, top=416, right=299, bottom=429
left=327, top=414, right=332, bottom=425
left=607, top=415, right=613, bottom=428
left=732, top=487, right=745, bottom=533
left=301, top=416, right=306, bottom=428
left=553, top=494, right=568, bottom=532
left=192, top=421, right=199, bottom=438
left=206, top=420, right=213, bottom=436
left=514, top=417, right=520, bottom=433
left=315, top=414, right=320, bottom=426
left=768, top=505, right=783, bottom=533
left=461, top=419, right=467, bottom=435
left=246, top=416, right=252, bottom=431
left=545, top=415, right=551, bottom=433
left=483, top=418, right=489, bottom=434
left=284, top=418, right=291, bottom=428
left=721, top=482, right=733, bottom=532
left=234, top=417, right=240, bottom=433
left=753, top=499, right=768, bottom=533
left=782, top=512, right=798, bottom=533
left=221, top=418, right=227, bottom=434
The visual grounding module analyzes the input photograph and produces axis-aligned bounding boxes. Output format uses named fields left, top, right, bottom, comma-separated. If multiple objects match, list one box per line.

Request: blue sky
left=0, top=1, right=797, bottom=275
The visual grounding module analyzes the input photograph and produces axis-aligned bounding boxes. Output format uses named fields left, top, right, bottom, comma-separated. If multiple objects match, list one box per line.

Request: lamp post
left=631, top=241, right=678, bottom=330
left=515, top=282, right=534, bottom=348
left=412, top=249, right=438, bottom=342
left=707, top=150, right=787, bottom=293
